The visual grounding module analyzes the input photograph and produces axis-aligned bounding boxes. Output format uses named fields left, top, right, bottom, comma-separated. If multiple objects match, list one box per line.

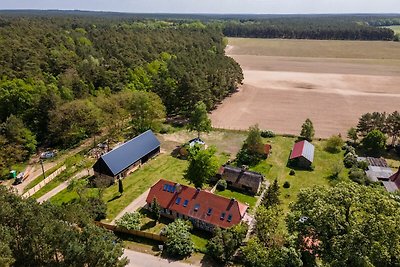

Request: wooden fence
left=95, top=221, right=167, bottom=242
left=23, top=165, right=67, bottom=198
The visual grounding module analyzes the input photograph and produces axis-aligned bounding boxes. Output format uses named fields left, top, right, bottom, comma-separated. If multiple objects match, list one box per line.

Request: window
left=166, top=185, right=171, bottom=192
left=183, top=200, right=189, bottom=207
left=175, top=197, right=181, bottom=205
left=227, top=214, right=232, bottom=222
left=171, top=186, right=175, bottom=193
left=207, top=208, right=213, bottom=216
left=220, top=212, right=226, bottom=220
left=163, top=184, right=168, bottom=191
left=194, top=204, right=200, bottom=211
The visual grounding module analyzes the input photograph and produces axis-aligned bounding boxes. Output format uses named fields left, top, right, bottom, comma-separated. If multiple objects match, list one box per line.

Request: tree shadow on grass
left=107, top=194, right=121, bottom=203
left=140, top=220, right=157, bottom=231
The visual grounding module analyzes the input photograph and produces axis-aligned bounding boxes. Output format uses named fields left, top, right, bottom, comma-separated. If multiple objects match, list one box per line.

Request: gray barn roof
left=97, top=130, right=160, bottom=176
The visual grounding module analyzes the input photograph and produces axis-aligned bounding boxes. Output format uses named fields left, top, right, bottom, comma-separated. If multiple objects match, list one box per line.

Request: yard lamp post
left=40, top=159, right=46, bottom=180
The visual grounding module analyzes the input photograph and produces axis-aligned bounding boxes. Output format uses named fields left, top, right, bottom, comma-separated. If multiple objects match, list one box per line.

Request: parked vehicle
left=40, top=151, right=56, bottom=159
left=12, top=172, right=25, bottom=185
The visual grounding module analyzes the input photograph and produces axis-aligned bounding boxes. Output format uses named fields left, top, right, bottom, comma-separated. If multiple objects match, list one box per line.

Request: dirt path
left=124, top=249, right=195, bottom=267
left=37, top=169, right=93, bottom=203
left=111, top=189, right=150, bottom=224
left=15, top=137, right=96, bottom=194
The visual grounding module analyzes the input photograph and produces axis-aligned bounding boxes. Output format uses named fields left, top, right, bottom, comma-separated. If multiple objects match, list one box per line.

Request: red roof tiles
left=146, top=179, right=248, bottom=229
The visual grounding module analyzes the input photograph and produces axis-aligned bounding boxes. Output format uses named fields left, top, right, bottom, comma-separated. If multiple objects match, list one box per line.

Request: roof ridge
left=101, top=130, right=153, bottom=158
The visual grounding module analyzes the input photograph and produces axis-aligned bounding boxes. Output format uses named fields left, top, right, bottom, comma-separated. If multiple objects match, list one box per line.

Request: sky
left=0, top=0, right=399, bottom=14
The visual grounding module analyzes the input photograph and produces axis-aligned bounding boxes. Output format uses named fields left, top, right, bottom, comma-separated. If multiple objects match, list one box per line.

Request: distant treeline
left=221, top=18, right=396, bottom=41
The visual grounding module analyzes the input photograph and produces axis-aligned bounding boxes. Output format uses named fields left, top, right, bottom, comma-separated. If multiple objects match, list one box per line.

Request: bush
left=325, top=135, right=344, bottom=154
left=217, top=179, right=227, bottom=191
left=261, top=130, right=276, bottom=138
left=349, top=168, right=368, bottom=185
left=343, top=145, right=356, bottom=156
left=283, top=181, right=290, bottom=188
left=343, top=153, right=357, bottom=168
left=116, top=212, right=142, bottom=231
left=289, top=169, right=295, bottom=176
left=164, top=219, right=194, bottom=258
left=236, top=148, right=265, bottom=166
left=330, top=162, right=343, bottom=180
left=362, top=130, right=387, bottom=156
left=84, top=197, right=107, bottom=221
left=357, top=160, right=369, bottom=170
left=159, top=124, right=174, bottom=134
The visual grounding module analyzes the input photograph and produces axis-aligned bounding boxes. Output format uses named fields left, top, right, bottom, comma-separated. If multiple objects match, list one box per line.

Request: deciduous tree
left=300, top=118, right=314, bottom=141
left=164, top=219, right=194, bottom=258
left=362, top=129, right=387, bottom=156
left=187, top=101, right=211, bottom=139
left=287, top=183, right=400, bottom=267
left=184, top=146, right=219, bottom=188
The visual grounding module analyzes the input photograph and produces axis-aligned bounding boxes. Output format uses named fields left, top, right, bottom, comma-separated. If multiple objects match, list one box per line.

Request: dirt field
left=211, top=38, right=400, bottom=138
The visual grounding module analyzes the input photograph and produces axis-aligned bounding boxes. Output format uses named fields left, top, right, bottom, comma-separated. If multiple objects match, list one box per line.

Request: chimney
left=175, top=183, right=182, bottom=193
left=230, top=197, right=235, bottom=203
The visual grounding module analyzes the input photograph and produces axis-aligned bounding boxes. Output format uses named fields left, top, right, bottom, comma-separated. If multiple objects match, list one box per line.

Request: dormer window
left=207, top=208, right=213, bottom=216
left=194, top=204, right=200, bottom=211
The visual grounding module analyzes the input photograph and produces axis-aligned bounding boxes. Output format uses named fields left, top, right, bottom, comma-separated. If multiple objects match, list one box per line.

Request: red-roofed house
left=289, top=140, right=315, bottom=168
left=146, top=179, right=249, bottom=231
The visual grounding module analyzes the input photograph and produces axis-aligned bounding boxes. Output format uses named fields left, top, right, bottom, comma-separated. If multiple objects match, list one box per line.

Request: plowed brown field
left=210, top=38, right=400, bottom=138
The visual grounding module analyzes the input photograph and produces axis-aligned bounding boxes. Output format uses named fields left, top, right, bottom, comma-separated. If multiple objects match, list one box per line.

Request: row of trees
left=0, top=186, right=127, bottom=266
left=222, top=17, right=396, bottom=40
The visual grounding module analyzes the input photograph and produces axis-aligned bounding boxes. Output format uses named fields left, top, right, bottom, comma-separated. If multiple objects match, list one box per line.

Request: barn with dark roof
left=289, top=140, right=315, bottom=168
left=93, top=130, right=160, bottom=186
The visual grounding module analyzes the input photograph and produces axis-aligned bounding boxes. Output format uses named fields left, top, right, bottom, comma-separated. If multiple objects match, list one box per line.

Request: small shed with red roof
left=289, top=140, right=315, bottom=168
left=146, top=179, right=248, bottom=231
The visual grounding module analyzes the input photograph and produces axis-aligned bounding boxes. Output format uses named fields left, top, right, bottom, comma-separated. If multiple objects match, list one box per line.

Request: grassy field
left=384, top=25, right=400, bottom=35
left=228, top=38, right=400, bottom=60
left=50, top=130, right=351, bottom=220
left=51, top=153, right=189, bottom=222
left=255, top=136, right=348, bottom=212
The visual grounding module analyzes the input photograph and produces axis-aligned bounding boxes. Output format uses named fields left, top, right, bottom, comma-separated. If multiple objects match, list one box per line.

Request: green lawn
left=383, top=25, right=400, bottom=35
left=49, top=130, right=350, bottom=226
left=51, top=153, right=190, bottom=222
left=215, top=189, right=257, bottom=211
left=254, top=136, right=348, bottom=213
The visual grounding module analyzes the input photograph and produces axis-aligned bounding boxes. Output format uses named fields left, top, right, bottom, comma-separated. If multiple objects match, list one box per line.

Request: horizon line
left=1, top=9, right=400, bottom=16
